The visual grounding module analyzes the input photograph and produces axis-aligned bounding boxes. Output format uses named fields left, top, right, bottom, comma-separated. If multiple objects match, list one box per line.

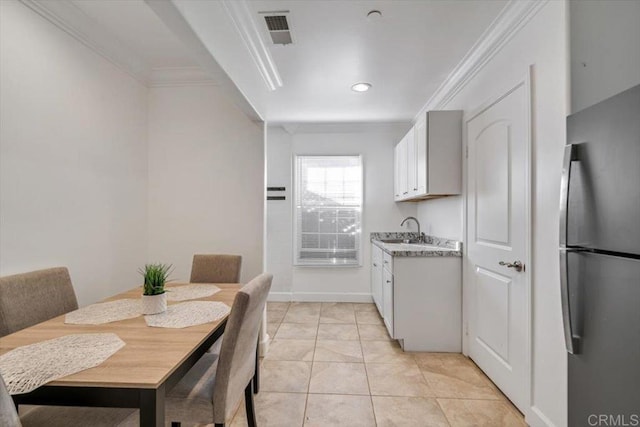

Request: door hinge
left=465, top=145, right=469, bottom=159
left=464, top=322, right=469, bottom=336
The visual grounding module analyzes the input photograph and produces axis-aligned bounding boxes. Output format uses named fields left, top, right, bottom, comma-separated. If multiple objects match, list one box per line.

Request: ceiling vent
left=262, top=13, right=293, bottom=45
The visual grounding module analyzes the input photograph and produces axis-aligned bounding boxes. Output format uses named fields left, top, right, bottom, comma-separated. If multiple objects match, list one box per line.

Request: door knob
left=499, top=260, right=524, bottom=272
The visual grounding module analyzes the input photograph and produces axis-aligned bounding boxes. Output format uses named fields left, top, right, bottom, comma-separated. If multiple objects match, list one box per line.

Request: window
left=294, top=155, right=363, bottom=266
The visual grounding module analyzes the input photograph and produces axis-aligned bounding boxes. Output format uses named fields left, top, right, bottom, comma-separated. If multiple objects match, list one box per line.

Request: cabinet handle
left=373, top=263, right=378, bottom=267
left=413, top=187, right=417, bottom=191
left=383, top=260, right=388, bottom=264
left=403, top=192, right=408, bottom=195
left=386, top=280, right=392, bottom=283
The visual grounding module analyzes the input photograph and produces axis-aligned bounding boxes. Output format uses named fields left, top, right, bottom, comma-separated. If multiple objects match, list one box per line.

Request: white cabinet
left=370, top=242, right=462, bottom=352
left=394, top=134, right=409, bottom=200
left=371, top=244, right=383, bottom=314
left=405, top=127, right=417, bottom=197
left=392, top=255, right=461, bottom=351
left=394, top=110, right=462, bottom=201
left=382, top=266, right=394, bottom=337
left=394, top=144, right=400, bottom=199
left=371, top=243, right=394, bottom=337
left=414, top=114, right=427, bottom=195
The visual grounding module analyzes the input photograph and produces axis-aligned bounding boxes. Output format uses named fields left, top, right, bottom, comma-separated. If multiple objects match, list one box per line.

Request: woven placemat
left=144, top=301, right=230, bottom=329
left=65, top=299, right=141, bottom=325
left=0, top=333, right=125, bottom=395
left=166, top=284, right=221, bottom=302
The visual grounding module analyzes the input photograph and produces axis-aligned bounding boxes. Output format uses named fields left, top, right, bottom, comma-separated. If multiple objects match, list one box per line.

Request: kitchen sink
left=380, top=241, right=461, bottom=252
left=379, top=238, right=422, bottom=244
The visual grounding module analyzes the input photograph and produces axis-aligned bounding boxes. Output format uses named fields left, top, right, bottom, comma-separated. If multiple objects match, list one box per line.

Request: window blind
left=294, top=156, right=362, bottom=266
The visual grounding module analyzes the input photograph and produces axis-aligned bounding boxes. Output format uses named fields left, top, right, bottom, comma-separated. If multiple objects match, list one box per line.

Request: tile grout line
left=265, top=303, right=524, bottom=426
left=434, top=397, right=455, bottom=427
left=300, top=304, right=320, bottom=426
left=355, top=310, right=379, bottom=427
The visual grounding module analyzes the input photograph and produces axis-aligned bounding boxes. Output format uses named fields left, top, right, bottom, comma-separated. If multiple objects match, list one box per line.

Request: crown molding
left=19, top=0, right=222, bottom=89
left=273, top=121, right=411, bottom=135
left=19, top=0, right=151, bottom=85
left=145, top=0, right=262, bottom=121
left=148, top=67, right=218, bottom=88
left=221, top=0, right=283, bottom=91
left=415, top=0, right=548, bottom=119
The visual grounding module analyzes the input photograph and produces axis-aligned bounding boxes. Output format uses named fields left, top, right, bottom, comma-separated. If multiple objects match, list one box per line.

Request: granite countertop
left=371, top=232, right=462, bottom=257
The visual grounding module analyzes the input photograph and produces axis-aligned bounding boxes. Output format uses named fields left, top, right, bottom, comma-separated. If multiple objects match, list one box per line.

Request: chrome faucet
left=400, top=216, right=423, bottom=243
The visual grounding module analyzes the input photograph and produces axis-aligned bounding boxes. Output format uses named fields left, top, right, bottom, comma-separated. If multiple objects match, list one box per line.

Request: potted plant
left=139, top=263, right=172, bottom=315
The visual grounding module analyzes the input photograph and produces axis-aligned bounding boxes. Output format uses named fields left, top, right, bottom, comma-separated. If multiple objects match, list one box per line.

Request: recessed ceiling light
left=367, top=10, right=382, bottom=20
left=351, top=82, right=372, bottom=92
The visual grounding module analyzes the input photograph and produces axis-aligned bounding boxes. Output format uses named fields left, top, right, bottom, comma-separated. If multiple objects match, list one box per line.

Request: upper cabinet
left=393, top=127, right=413, bottom=199
left=394, top=110, right=462, bottom=201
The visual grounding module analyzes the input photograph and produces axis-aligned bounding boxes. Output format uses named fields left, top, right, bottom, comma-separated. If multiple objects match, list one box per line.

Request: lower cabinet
left=370, top=242, right=462, bottom=352
left=371, top=245, right=383, bottom=314
left=382, top=267, right=394, bottom=337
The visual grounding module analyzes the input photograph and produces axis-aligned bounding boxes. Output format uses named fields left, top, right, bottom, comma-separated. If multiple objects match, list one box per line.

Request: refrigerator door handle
left=559, top=144, right=578, bottom=246
left=560, top=247, right=584, bottom=354
left=559, top=143, right=582, bottom=354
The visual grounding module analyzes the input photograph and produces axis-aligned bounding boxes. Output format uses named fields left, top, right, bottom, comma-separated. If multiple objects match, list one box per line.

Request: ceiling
left=65, top=0, right=509, bottom=123
left=71, top=0, right=198, bottom=70
left=245, top=0, right=508, bottom=123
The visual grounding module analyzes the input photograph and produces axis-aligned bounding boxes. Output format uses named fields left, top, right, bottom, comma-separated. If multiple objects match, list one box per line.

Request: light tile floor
left=231, top=302, right=527, bottom=427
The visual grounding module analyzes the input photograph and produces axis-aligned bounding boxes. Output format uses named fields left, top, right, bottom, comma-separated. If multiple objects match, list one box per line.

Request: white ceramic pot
left=141, top=293, right=167, bottom=315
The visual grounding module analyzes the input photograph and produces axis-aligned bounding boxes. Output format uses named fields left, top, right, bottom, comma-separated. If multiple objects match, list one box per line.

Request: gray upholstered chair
left=0, top=269, right=140, bottom=426
left=0, top=267, right=78, bottom=337
left=190, top=255, right=242, bottom=284
left=1, top=374, right=21, bottom=427
left=1, top=374, right=138, bottom=427
left=167, top=273, right=273, bottom=427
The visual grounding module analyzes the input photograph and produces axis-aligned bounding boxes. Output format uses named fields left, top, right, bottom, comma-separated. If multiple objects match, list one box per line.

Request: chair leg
left=253, top=337, right=260, bottom=394
left=245, top=380, right=257, bottom=427
left=214, top=424, right=225, bottom=427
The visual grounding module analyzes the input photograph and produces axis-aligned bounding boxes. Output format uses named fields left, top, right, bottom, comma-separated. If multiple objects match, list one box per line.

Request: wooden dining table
left=0, top=282, right=241, bottom=427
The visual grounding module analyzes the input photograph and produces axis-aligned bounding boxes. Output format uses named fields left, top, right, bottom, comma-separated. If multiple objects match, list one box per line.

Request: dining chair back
left=212, top=273, right=272, bottom=426
left=0, top=374, right=22, bottom=427
left=0, top=267, right=78, bottom=337
left=190, top=255, right=242, bottom=284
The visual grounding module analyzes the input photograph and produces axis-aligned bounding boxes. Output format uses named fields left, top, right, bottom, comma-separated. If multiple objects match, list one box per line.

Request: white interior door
left=466, top=78, right=530, bottom=413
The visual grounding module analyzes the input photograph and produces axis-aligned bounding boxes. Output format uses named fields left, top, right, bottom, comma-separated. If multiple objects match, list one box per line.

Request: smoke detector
left=260, top=12, right=293, bottom=45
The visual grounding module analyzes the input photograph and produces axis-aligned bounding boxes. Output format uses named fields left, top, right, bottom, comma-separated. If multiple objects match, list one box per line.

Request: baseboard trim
left=528, top=405, right=559, bottom=427
left=267, top=292, right=294, bottom=302
left=268, top=291, right=373, bottom=303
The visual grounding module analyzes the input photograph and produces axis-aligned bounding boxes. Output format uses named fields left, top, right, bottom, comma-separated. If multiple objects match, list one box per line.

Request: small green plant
left=139, top=263, right=173, bottom=296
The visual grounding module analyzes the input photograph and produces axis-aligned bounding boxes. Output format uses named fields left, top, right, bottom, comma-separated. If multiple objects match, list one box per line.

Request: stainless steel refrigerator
left=560, top=84, right=640, bottom=426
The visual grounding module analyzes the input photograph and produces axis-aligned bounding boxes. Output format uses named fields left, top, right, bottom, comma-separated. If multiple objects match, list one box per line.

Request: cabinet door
left=383, top=268, right=394, bottom=337
left=426, top=111, right=462, bottom=195
left=371, top=245, right=383, bottom=315
left=406, top=127, right=417, bottom=196
left=393, top=143, right=400, bottom=200
left=398, top=136, right=408, bottom=198
left=415, top=114, right=428, bottom=195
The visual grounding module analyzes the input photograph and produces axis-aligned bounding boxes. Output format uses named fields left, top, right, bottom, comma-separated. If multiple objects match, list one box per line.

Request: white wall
left=147, top=85, right=264, bottom=284
left=416, top=196, right=462, bottom=241
left=266, top=124, right=416, bottom=301
left=416, top=2, right=569, bottom=426
left=570, top=0, right=640, bottom=113
left=265, top=126, right=293, bottom=295
left=0, top=0, right=148, bottom=306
